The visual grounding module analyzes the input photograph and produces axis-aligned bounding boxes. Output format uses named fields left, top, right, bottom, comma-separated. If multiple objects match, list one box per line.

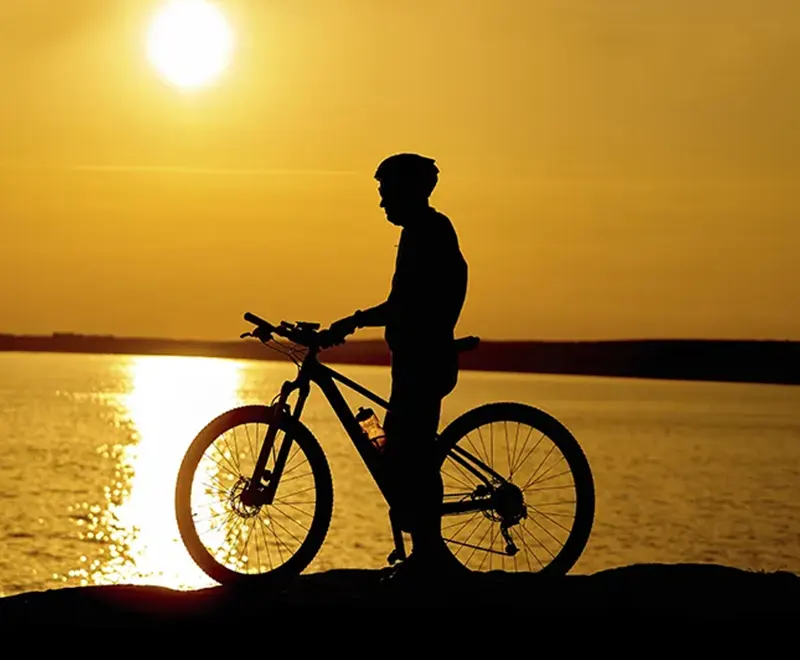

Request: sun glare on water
left=147, top=0, right=235, bottom=90
left=65, top=356, right=246, bottom=590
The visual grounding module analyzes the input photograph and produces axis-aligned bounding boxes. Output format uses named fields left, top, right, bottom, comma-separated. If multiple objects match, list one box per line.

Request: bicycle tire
left=436, top=402, right=594, bottom=576
left=175, top=405, right=333, bottom=586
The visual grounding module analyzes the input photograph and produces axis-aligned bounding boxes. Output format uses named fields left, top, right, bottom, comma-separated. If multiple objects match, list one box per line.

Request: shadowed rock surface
left=1, top=564, right=798, bottom=627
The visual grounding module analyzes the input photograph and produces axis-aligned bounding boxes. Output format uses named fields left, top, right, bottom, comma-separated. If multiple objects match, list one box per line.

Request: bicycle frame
left=245, top=345, right=505, bottom=538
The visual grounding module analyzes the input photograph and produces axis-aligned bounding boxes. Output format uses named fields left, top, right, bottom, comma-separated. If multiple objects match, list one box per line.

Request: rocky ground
left=1, top=563, right=797, bottom=628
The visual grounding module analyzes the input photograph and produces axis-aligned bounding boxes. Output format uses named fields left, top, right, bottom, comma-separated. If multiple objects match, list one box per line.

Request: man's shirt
left=385, top=207, right=468, bottom=355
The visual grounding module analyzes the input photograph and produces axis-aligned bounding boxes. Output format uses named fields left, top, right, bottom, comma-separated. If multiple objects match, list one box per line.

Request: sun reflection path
left=89, top=356, right=245, bottom=589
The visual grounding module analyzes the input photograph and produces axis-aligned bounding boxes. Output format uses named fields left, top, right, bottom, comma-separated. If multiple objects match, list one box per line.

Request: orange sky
left=1, top=1, right=798, bottom=341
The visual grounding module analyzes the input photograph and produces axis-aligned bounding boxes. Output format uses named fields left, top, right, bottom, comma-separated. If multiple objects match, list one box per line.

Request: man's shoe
left=381, top=546, right=471, bottom=588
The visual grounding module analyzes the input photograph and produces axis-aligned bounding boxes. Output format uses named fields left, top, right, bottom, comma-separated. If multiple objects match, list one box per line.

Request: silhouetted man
left=328, top=153, right=468, bottom=578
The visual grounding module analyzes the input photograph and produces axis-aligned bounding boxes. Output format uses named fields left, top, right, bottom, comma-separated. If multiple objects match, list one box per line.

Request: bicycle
left=175, top=312, right=595, bottom=586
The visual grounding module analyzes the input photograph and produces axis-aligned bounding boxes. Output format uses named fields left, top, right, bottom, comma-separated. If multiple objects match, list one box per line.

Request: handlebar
left=242, top=312, right=337, bottom=349
left=243, top=311, right=482, bottom=356
left=243, top=312, right=275, bottom=333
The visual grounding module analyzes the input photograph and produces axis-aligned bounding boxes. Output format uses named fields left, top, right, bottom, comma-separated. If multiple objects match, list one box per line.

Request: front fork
left=242, top=379, right=304, bottom=507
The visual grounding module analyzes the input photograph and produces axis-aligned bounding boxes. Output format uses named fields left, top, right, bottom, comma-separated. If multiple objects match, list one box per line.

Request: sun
left=146, top=0, right=234, bottom=90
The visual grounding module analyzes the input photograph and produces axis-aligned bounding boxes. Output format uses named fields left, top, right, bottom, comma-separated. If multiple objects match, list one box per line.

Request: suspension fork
left=246, top=377, right=309, bottom=506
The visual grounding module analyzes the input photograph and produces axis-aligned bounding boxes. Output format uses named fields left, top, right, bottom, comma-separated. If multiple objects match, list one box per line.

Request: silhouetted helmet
left=375, top=153, right=439, bottom=198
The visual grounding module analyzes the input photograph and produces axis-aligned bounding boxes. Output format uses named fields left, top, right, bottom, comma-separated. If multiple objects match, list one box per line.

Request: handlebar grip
left=244, top=312, right=273, bottom=330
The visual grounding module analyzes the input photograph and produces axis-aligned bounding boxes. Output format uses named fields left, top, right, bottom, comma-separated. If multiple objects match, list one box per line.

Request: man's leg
left=383, top=359, right=447, bottom=558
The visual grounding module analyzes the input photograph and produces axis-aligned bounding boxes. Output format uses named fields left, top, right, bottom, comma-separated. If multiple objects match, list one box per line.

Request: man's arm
left=354, top=301, right=390, bottom=328
left=327, top=300, right=390, bottom=340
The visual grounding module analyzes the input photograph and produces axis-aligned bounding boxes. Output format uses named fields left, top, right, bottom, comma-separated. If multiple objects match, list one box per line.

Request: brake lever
left=242, top=329, right=272, bottom=343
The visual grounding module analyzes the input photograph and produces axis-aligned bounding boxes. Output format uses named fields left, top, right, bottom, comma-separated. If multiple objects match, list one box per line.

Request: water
left=0, top=352, right=798, bottom=597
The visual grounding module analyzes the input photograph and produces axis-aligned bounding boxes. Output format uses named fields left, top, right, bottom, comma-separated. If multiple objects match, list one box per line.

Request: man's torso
left=385, top=208, right=467, bottom=360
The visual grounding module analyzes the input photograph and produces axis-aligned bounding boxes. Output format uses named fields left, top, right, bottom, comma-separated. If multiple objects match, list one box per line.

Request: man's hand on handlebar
left=317, top=314, right=358, bottom=348
left=328, top=315, right=359, bottom=339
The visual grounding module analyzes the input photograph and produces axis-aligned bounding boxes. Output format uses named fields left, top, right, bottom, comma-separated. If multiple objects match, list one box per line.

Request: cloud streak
left=0, top=163, right=360, bottom=177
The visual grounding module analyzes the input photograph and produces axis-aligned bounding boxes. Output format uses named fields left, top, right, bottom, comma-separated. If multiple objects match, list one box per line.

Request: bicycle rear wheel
left=175, top=405, right=333, bottom=586
left=436, top=402, right=594, bottom=575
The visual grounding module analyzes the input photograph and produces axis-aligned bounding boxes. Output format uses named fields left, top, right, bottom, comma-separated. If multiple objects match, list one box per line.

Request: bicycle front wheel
left=437, top=402, right=594, bottom=575
left=175, top=405, right=333, bottom=586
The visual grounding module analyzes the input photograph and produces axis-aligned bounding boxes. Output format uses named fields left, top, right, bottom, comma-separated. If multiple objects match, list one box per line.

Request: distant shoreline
left=1, top=333, right=798, bottom=385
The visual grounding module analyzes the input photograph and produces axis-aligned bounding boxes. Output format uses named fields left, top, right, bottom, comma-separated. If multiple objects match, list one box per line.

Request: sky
left=1, top=0, right=798, bottom=341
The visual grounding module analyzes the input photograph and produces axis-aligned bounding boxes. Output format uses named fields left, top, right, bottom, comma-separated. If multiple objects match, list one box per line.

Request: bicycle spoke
left=258, top=515, right=273, bottom=571
left=489, top=422, right=495, bottom=475
left=231, top=427, right=244, bottom=473
left=191, top=508, right=229, bottom=524
left=526, top=514, right=564, bottom=549
left=444, top=536, right=508, bottom=556
left=453, top=515, right=485, bottom=558
left=442, top=466, right=473, bottom=491
left=449, top=455, right=481, bottom=488
left=273, top=498, right=314, bottom=519
left=244, top=423, right=256, bottom=465
left=527, top=464, right=572, bottom=488
left=240, top=521, right=257, bottom=571
left=266, top=516, right=287, bottom=564
left=475, top=426, right=490, bottom=471
left=252, top=521, right=263, bottom=573
left=278, top=470, right=313, bottom=486
left=522, top=454, right=566, bottom=491
left=439, top=409, right=591, bottom=576
left=528, top=504, right=573, bottom=535
left=526, top=443, right=557, bottom=489
left=513, top=526, right=542, bottom=569
left=268, top=510, right=306, bottom=547
left=280, top=458, right=310, bottom=479
left=526, top=483, right=574, bottom=493
left=187, top=417, right=323, bottom=579
left=443, top=512, right=479, bottom=531
left=222, top=516, right=246, bottom=567
left=214, top=434, right=240, bottom=476
left=480, top=525, right=500, bottom=571
left=464, top=519, right=493, bottom=566
left=273, top=499, right=315, bottom=505
left=512, top=430, right=543, bottom=479
left=533, top=499, right=576, bottom=507
left=198, top=480, right=228, bottom=499
left=510, top=424, right=536, bottom=477
left=464, top=432, right=488, bottom=470
left=277, top=484, right=316, bottom=501
left=504, top=420, right=512, bottom=481
left=271, top=503, right=311, bottom=533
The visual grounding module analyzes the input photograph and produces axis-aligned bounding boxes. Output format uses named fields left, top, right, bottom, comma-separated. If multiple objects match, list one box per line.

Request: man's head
left=374, top=153, right=439, bottom=226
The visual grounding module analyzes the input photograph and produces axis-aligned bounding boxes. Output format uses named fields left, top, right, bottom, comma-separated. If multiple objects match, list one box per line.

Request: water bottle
left=355, top=407, right=387, bottom=453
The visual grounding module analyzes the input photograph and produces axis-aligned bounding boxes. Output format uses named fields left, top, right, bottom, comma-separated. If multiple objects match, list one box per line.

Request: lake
left=1, top=352, right=798, bottom=597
